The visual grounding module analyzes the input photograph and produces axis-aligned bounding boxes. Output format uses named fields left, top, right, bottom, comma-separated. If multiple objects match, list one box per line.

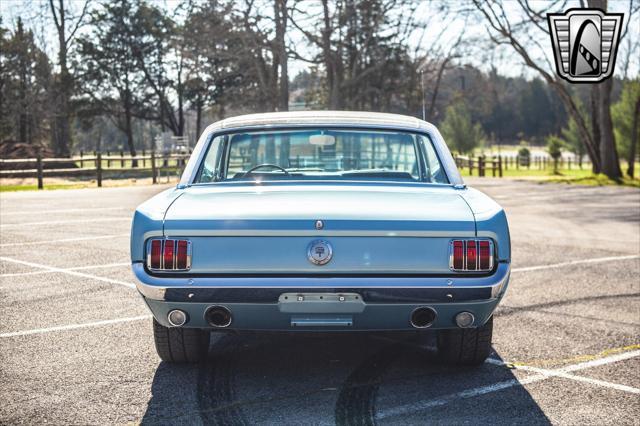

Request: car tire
left=153, top=318, right=210, bottom=363
left=437, top=316, right=493, bottom=366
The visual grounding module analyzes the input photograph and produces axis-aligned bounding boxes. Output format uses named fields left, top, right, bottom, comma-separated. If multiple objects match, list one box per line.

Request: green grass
left=459, top=165, right=595, bottom=178
left=545, top=174, right=640, bottom=188
left=459, top=165, right=640, bottom=187
left=0, top=183, right=92, bottom=192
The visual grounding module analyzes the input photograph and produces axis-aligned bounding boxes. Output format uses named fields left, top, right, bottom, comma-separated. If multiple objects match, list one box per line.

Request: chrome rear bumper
left=131, top=262, right=510, bottom=302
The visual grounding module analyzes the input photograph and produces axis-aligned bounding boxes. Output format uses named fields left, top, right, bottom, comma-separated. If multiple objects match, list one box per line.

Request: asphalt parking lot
left=1, top=178, right=639, bottom=425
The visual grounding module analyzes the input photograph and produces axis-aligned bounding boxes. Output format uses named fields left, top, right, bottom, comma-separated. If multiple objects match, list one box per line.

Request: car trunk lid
left=162, top=184, right=475, bottom=274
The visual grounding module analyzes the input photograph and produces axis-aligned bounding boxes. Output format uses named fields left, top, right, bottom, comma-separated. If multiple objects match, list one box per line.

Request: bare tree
left=230, top=0, right=292, bottom=112
left=0, top=18, right=52, bottom=147
left=274, top=0, right=289, bottom=111
left=77, top=0, right=145, bottom=163
left=290, top=0, right=417, bottom=111
left=472, top=0, right=626, bottom=179
left=48, top=0, right=90, bottom=157
left=417, top=27, right=466, bottom=121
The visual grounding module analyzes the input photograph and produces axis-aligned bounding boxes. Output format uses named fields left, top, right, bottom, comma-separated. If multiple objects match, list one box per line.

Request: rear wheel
left=437, top=316, right=493, bottom=366
left=153, top=318, right=210, bottom=363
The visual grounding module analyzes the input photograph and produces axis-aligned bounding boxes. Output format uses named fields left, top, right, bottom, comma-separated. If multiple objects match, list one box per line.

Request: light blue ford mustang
left=131, top=111, right=510, bottom=365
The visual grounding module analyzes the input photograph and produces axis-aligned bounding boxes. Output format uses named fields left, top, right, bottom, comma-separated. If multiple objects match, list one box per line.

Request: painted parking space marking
left=0, top=233, right=129, bottom=247
left=511, top=254, right=639, bottom=273
left=0, top=256, right=135, bottom=289
left=0, top=315, right=151, bottom=338
left=490, top=344, right=640, bottom=369
left=0, top=262, right=129, bottom=277
left=0, top=206, right=129, bottom=216
left=509, top=363, right=640, bottom=394
left=375, top=349, right=640, bottom=420
left=0, top=217, right=131, bottom=228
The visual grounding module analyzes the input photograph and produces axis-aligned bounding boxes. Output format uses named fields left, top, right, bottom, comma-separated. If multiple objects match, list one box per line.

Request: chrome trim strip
left=146, top=241, right=152, bottom=270
left=186, top=241, right=192, bottom=270
left=448, top=240, right=454, bottom=270
left=163, top=230, right=476, bottom=238
left=489, top=242, right=494, bottom=271
left=160, top=239, right=165, bottom=270
left=464, top=240, right=469, bottom=270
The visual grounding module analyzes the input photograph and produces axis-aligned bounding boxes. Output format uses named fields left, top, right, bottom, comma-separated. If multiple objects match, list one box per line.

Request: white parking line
left=511, top=255, right=640, bottom=273
left=0, top=256, right=136, bottom=289
left=375, top=350, right=640, bottom=420
left=512, top=364, right=640, bottom=394
left=559, top=349, right=640, bottom=372
left=0, top=262, right=129, bottom=277
left=0, top=206, right=129, bottom=216
left=0, top=217, right=131, bottom=228
left=0, top=315, right=151, bottom=338
left=0, top=233, right=129, bottom=247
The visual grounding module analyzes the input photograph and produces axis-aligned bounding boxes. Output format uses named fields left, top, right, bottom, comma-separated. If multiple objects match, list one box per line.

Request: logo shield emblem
left=547, top=9, right=623, bottom=83
left=307, top=239, right=333, bottom=265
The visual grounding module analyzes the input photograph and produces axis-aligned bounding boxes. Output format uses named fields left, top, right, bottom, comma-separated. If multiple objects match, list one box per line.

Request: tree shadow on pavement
left=141, top=331, right=550, bottom=425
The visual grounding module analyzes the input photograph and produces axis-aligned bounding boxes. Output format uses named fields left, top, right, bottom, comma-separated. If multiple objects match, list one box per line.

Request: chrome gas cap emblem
left=307, top=239, right=333, bottom=265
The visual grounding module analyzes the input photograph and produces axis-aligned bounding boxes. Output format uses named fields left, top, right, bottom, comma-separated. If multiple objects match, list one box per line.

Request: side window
left=422, top=137, right=448, bottom=184
left=197, top=135, right=223, bottom=183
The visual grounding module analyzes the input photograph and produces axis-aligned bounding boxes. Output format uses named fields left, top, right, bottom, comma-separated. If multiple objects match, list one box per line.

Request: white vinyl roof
left=206, top=111, right=432, bottom=131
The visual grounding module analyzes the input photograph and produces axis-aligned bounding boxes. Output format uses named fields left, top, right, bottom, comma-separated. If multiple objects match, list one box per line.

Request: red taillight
left=452, top=240, right=464, bottom=270
left=479, top=240, right=491, bottom=270
left=466, top=240, right=477, bottom=270
left=163, top=240, right=175, bottom=269
left=176, top=240, right=188, bottom=270
left=450, top=239, right=493, bottom=272
left=150, top=240, right=162, bottom=269
left=147, top=239, right=191, bottom=271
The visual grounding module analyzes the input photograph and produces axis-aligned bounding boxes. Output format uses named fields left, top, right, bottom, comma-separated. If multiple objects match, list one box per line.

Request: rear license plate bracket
left=278, top=292, right=365, bottom=314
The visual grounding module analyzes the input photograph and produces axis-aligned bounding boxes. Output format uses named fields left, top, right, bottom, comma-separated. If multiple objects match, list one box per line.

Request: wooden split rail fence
left=454, top=155, right=503, bottom=177
left=0, top=151, right=190, bottom=189
left=453, top=154, right=585, bottom=177
left=1, top=151, right=588, bottom=190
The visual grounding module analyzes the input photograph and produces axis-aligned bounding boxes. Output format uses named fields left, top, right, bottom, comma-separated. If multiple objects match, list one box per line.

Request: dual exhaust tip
left=410, top=307, right=438, bottom=328
left=410, top=307, right=475, bottom=329
left=205, top=306, right=233, bottom=328
left=167, top=306, right=233, bottom=328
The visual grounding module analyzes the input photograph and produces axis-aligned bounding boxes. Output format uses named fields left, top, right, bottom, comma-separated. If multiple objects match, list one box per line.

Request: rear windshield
left=195, top=128, right=448, bottom=184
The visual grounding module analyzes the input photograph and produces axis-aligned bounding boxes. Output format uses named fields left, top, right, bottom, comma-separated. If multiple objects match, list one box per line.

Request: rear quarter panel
left=459, top=187, right=511, bottom=262
left=130, top=187, right=183, bottom=262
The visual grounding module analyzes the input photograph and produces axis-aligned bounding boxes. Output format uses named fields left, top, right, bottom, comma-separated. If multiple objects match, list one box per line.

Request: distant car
left=131, top=111, right=511, bottom=365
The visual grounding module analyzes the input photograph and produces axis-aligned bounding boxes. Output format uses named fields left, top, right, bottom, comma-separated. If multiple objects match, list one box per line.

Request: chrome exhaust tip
left=167, top=309, right=188, bottom=327
left=410, top=307, right=437, bottom=328
left=205, top=305, right=232, bottom=328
